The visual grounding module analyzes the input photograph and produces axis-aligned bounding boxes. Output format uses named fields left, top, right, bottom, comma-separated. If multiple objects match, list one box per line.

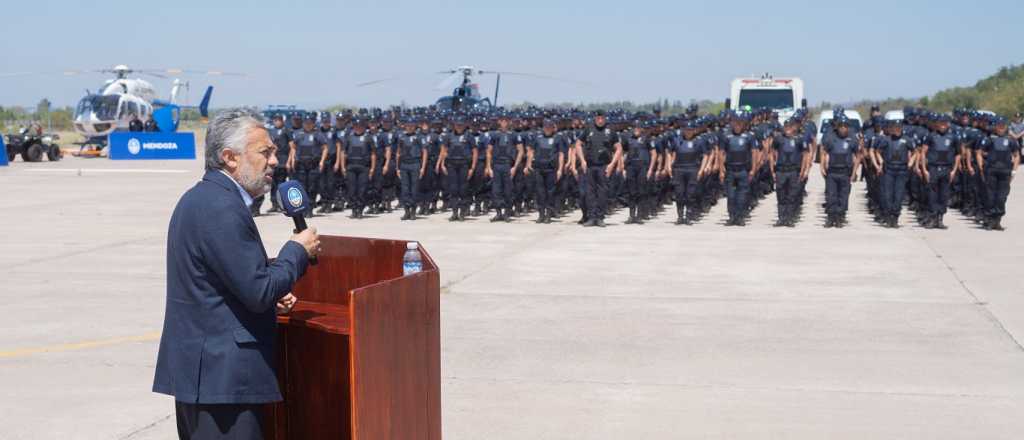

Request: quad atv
left=5, top=127, right=62, bottom=162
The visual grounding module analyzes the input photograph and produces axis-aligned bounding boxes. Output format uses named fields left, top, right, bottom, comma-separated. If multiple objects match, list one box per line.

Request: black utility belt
left=928, top=164, right=951, bottom=170
left=672, top=165, right=699, bottom=170
left=725, top=165, right=749, bottom=172
left=827, top=167, right=851, bottom=173
left=885, top=165, right=908, bottom=171
left=346, top=162, right=369, bottom=168
left=627, top=161, right=649, bottom=167
left=776, top=165, right=800, bottom=172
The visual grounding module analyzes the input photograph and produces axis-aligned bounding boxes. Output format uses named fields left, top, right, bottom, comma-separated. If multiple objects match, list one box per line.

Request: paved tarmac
left=1, top=154, right=1022, bottom=439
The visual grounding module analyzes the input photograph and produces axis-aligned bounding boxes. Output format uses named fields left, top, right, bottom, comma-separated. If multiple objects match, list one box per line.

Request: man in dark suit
left=153, top=109, right=320, bottom=440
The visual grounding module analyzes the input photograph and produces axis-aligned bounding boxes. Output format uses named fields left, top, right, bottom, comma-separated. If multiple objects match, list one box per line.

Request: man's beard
left=237, top=159, right=272, bottom=197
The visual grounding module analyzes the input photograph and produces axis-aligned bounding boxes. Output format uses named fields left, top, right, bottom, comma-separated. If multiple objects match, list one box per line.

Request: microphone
left=276, top=180, right=318, bottom=266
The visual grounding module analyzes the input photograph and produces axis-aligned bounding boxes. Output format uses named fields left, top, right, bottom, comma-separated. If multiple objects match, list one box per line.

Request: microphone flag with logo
left=276, top=180, right=317, bottom=265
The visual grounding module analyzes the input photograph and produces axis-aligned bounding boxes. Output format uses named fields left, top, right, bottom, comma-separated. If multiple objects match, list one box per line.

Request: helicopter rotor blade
left=139, top=68, right=247, bottom=77
left=0, top=69, right=100, bottom=78
left=356, top=77, right=403, bottom=87
left=0, top=71, right=37, bottom=78
left=480, top=71, right=591, bottom=86
left=139, top=71, right=169, bottom=79
left=434, top=71, right=462, bottom=91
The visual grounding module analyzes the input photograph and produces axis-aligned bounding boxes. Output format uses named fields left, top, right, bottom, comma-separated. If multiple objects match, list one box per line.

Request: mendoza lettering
left=109, top=132, right=196, bottom=160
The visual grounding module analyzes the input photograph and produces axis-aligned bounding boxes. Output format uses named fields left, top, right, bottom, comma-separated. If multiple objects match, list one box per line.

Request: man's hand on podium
left=276, top=293, right=297, bottom=315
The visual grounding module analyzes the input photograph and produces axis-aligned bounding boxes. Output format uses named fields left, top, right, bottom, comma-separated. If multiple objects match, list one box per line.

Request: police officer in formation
left=485, top=114, right=523, bottom=223
left=819, top=114, right=863, bottom=228
left=870, top=119, right=916, bottom=227
left=526, top=119, right=567, bottom=223
left=316, top=114, right=338, bottom=214
left=621, top=120, right=658, bottom=224
left=918, top=114, right=960, bottom=229
left=338, top=118, right=376, bottom=218
left=287, top=114, right=327, bottom=217
left=976, top=117, right=1020, bottom=230
left=395, top=119, right=427, bottom=220
left=266, top=114, right=292, bottom=213
left=439, top=117, right=478, bottom=221
left=575, top=111, right=622, bottom=227
left=719, top=114, right=760, bottom=226
left=250, top=104, right=1019, bottom=231
left=768, top=119, right=810, bottom=227
left=666, top=120, right=711, bottom=225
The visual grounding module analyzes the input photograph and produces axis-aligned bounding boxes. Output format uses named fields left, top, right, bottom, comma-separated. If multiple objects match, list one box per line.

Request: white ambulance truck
left=726, top=73, right=807, bottom=123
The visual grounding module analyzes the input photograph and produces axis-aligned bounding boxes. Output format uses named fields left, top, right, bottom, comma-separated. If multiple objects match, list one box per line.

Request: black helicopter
left=357, top=66, right=585, bottom=111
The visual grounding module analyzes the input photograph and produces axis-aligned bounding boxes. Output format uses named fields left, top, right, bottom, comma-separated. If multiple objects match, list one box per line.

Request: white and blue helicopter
left=4, top=64, right=241, bottom=148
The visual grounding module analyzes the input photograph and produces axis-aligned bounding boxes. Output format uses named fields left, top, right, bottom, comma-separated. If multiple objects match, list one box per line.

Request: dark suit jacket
left=153, top=170, right=308, bottom=404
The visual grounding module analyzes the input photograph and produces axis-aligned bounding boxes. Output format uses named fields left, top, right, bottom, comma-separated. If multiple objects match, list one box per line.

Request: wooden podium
left=264, top=235, right=441, bottom=440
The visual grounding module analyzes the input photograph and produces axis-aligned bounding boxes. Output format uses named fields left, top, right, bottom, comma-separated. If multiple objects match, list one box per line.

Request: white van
left=726, top=73, right=806, bottom=123
left=815, top=110, right=863, bottom=144
left=884, top=110, right=904, bottom=122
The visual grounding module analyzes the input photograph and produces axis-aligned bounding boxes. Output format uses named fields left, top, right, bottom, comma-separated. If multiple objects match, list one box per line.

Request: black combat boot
left=491, top=208, right=503, bottom=222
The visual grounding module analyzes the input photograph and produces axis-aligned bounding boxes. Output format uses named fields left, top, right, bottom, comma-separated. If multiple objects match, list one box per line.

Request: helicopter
left=3, top=65, right=239, bottom=147
left=357, top=66, right=586, bottom=111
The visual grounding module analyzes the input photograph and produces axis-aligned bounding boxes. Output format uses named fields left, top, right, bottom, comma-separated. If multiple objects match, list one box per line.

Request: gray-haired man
left=153, top=109, right=320, bottom=439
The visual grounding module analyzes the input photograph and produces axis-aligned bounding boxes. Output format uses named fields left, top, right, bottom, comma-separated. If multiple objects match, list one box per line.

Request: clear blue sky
left=2, top=0, right=1020, bottom=109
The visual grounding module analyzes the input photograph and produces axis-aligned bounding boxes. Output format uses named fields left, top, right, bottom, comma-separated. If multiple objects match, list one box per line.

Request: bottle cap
left=407, top=242, right=418, bottom=250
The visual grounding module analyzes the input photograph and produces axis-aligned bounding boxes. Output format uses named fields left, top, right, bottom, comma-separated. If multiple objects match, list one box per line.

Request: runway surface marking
left=0, top=331, right=161, bottom=359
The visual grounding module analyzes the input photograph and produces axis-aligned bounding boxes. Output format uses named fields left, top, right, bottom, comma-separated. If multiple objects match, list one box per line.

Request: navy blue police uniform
left=395, top=126, right=425, bottom=219
left=980, top=128, right=1021, bottom=228
left=770, top=130, right=807, bottom=225
left=442, top=128, right=478, bottom=220
left=488, top=128, right=520, bottom=222
left=872, top=123, right=916, bottom=227
left=528, top=128, right=567, bottom=223
left=341, top=126, right=376, bottom=218
left=721, top=122, right=758, bottom=225
left=578, top=120, right=619, bottom=226
left=821, top=124, right=860, bottom=226
left=670, top=125, right=707, bottom=224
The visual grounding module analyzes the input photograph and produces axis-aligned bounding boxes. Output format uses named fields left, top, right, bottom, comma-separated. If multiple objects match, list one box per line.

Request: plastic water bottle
left=403, top=242, right=422, bottom=276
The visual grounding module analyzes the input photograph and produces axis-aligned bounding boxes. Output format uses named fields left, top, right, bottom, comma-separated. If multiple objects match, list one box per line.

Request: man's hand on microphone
left=291, top=227, right=321, bottom=259
left=276, top=293, right=297, bottom=315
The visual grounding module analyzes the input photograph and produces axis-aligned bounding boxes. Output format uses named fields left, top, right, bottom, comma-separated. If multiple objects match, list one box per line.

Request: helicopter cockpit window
left=78, top=95, right=120, bottom=120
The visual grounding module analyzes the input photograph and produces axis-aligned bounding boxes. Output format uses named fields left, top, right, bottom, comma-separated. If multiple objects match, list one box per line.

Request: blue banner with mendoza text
left=0, top=135, right=8, bottom=166
left=108, top=132, right=196, bottom=160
